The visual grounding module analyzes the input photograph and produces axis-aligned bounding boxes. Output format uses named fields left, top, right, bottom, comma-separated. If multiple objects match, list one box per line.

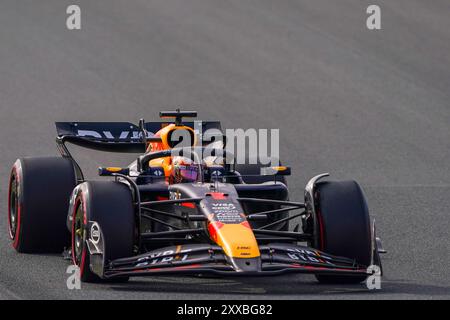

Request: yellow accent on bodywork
left=213, top=224, right=260, bottom=258
left=272, top=166, right=287, bottom=171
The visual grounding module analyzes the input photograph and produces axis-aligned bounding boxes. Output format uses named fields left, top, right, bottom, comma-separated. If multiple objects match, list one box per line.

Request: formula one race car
left=7, top=110, right=382, bottom=284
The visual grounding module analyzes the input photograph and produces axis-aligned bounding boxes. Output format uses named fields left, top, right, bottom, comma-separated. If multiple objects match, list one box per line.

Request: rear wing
left=55, top=121, right=222, bottom=153
left=55, top=120, right=222, bottom=182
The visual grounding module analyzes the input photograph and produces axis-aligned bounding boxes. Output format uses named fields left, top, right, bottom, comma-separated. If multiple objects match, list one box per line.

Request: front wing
left=85, top=225, right=368, bottom=278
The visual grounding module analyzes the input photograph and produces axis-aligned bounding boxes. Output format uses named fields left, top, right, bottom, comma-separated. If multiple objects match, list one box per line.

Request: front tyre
left=313, top=180, right=371, bottom=284
left=71, top=181, right=135, bottom=282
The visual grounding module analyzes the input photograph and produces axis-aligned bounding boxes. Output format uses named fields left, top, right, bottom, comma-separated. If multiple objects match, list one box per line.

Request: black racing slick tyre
left=314, top=180, right=371, bottom=284
left=8, top=157, right=77, bottom=253
left=71, top=181, right=134, bottom=283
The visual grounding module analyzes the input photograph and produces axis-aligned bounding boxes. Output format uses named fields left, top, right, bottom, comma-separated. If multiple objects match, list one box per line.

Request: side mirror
left=260, top=166, right=291, bottom=176
left=98, top=167, right=130, bottom=176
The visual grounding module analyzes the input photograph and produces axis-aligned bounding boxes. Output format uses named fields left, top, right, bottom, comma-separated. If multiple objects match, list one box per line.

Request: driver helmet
left=171, top=156, right=199, bottom=183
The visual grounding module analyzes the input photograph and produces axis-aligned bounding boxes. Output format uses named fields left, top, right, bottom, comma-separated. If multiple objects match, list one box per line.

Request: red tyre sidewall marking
left=315, top=191, right=325, bottom=250
left=8, top=165, right=21, bottom=248
left=71, top=191, right=87, bottom=278
left=317, top=209, right=325, bottom=251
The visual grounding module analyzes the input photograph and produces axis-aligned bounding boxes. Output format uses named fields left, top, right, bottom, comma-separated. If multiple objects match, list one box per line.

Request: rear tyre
left=71, top=181, right=135, bottom=283
left=313, top=180, right=371, bottom=284
left=8, top=157, right=76, bottom=253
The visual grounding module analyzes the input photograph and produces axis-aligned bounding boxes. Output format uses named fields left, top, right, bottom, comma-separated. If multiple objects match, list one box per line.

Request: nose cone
left=202, top=190, right=262, bottom=272
left=208, top=221, right=262, bottom=272
left=208, top=222, right=260, bottom=258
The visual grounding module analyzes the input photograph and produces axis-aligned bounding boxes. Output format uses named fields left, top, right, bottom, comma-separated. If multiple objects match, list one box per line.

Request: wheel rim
left=73, top=203, right=85, bottom=265
left=8, top=174, right=18, bottom=240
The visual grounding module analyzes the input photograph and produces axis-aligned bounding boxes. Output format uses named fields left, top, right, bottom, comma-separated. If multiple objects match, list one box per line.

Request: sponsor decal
left=76, top=129, right=156, bottom=140
left=208, top=202, right=244, bottom=224
left=286, top=248, right=334, bottom=265
left=135, top=247, right=192, bottom=268
left=90, top=222, right=101, bottom=244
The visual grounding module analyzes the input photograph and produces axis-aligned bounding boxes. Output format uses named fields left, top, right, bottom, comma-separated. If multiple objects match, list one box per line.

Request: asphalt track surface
left=0, top=0, right=449, bottom=300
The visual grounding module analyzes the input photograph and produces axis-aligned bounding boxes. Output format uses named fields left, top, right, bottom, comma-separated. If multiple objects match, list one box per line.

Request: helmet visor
left=178, top=165, right=199, bottom=182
